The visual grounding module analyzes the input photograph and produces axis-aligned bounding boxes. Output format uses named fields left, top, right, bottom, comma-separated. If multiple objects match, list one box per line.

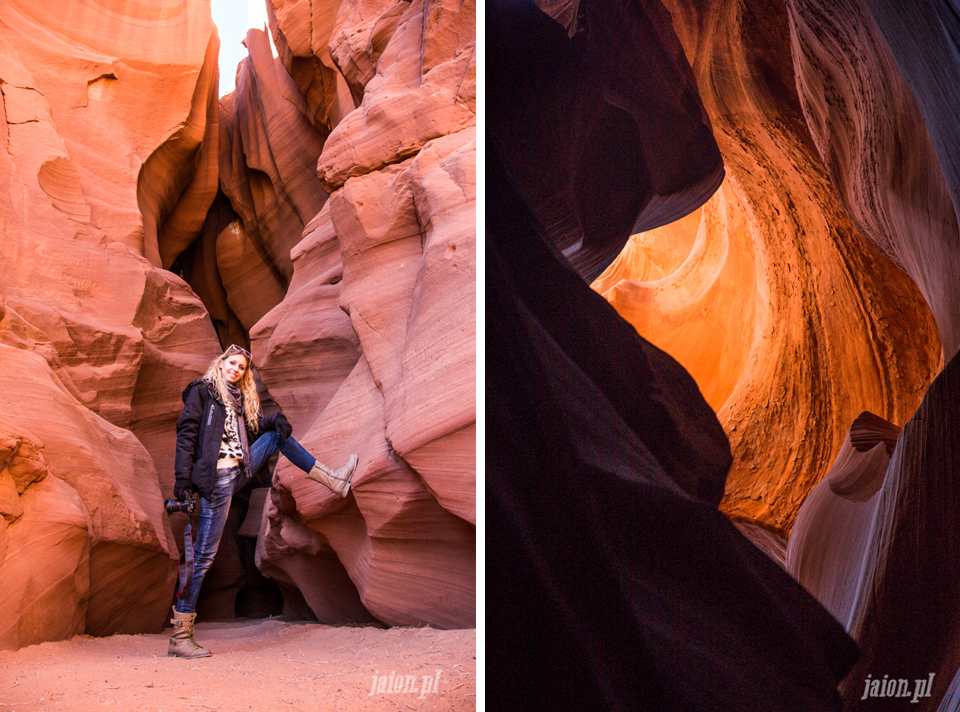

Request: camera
left=164, top=497, right=195, bottom=515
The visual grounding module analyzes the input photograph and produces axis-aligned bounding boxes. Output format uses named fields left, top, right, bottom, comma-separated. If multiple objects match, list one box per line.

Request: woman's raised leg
left=248, top=431, right=357, bottom=497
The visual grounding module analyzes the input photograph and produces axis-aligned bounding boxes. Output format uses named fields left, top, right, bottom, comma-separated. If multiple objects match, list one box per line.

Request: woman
left=168, top=344, right=357, bottom=658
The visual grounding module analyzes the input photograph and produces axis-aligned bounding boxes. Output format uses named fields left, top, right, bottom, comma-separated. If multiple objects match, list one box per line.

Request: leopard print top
left=218, top=406, right=243, bottom=467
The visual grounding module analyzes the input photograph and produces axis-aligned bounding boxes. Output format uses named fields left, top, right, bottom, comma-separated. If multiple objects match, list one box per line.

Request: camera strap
left=176, top=506, right=196, bottom=598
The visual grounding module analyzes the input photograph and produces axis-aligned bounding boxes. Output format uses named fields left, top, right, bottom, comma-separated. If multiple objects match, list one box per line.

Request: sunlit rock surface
left=0, top=0, right=223, bottom=649
left=593, top=0, right=941, bottom=536
left=316, top=0, right=476, bottom=192
left=788, top=0, right=960, bottom=358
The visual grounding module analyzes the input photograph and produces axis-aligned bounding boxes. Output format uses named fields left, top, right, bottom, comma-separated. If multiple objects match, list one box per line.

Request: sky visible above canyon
left=212, top=0, right=269, bottom=95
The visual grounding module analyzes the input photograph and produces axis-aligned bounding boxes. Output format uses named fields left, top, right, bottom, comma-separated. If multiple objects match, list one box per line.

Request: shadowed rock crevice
left=489, top=0, right=724, bottom=282
left=138, top=27, right=221, bottom=270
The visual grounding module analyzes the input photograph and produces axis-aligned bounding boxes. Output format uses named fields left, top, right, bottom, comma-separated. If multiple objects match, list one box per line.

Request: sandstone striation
left=786, top=411, right=900, bottom=626
left=248, top=203, right=361, bottom=432
left=788, top=0, right=960, bottom=357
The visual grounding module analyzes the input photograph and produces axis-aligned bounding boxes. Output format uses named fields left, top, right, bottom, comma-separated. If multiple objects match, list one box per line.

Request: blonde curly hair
left=202, top=345, right=261, bottom=432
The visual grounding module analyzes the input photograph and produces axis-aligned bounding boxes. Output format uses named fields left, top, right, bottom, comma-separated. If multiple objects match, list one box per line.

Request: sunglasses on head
left=224, top=344, right=252, bottom=361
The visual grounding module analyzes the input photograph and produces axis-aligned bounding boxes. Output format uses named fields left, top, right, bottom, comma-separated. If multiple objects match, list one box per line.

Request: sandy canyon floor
left=0, top=620, right=476, bottom=711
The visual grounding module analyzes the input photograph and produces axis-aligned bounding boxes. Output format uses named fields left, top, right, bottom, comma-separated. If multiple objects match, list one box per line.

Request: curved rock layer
left=786, top=411, right=899, bottom=627
left=787, top=0, right=960, bottom=358
left=593, top=0, right=941, bottom=536
left=217, top=27, right=329, bottom=328
left=0, top=1, right=224, bottom=649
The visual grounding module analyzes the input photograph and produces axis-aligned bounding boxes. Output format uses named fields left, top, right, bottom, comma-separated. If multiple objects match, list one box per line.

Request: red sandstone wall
left=243, top=0, right=477, bottom=629
left=0, top=0, right=476, bottom=647
left=0, top=0, right=224, bottom=649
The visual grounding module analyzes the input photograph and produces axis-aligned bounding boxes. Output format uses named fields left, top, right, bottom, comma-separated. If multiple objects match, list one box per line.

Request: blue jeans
left=248, top=431, right=316, bottom=475
left=175, top=435, right=316, bottom=613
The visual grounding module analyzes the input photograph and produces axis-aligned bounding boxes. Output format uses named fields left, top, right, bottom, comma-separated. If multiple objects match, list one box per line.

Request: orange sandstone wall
left=0, top=0, right=223, bottom=649
left=592, top=0, right=941, bottom=535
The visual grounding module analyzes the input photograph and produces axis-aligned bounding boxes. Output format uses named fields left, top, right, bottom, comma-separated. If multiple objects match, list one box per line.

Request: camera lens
left=164, top=496, right=195, bottom=515
left=164, top=499, right=185, bottom=514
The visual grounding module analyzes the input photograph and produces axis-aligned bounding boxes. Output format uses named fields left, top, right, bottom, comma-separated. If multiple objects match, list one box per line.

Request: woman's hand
left=273, top=413, right=293, bottom=442
left=174, top=476, right=192, bottom=501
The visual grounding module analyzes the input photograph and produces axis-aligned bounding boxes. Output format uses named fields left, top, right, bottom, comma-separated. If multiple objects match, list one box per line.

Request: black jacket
left=174, top=379, right=282, bottom=498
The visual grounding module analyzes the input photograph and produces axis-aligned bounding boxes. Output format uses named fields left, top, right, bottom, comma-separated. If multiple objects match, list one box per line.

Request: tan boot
left=305, top=454, right=358, bottom=497
left=168, top=607, right=211, bottom=658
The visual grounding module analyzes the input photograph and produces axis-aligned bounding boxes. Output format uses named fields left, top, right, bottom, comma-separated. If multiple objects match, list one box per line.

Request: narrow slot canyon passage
left=488, top=0, right=960, bottom=710
left=0, top=2, right=475, bottom=705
